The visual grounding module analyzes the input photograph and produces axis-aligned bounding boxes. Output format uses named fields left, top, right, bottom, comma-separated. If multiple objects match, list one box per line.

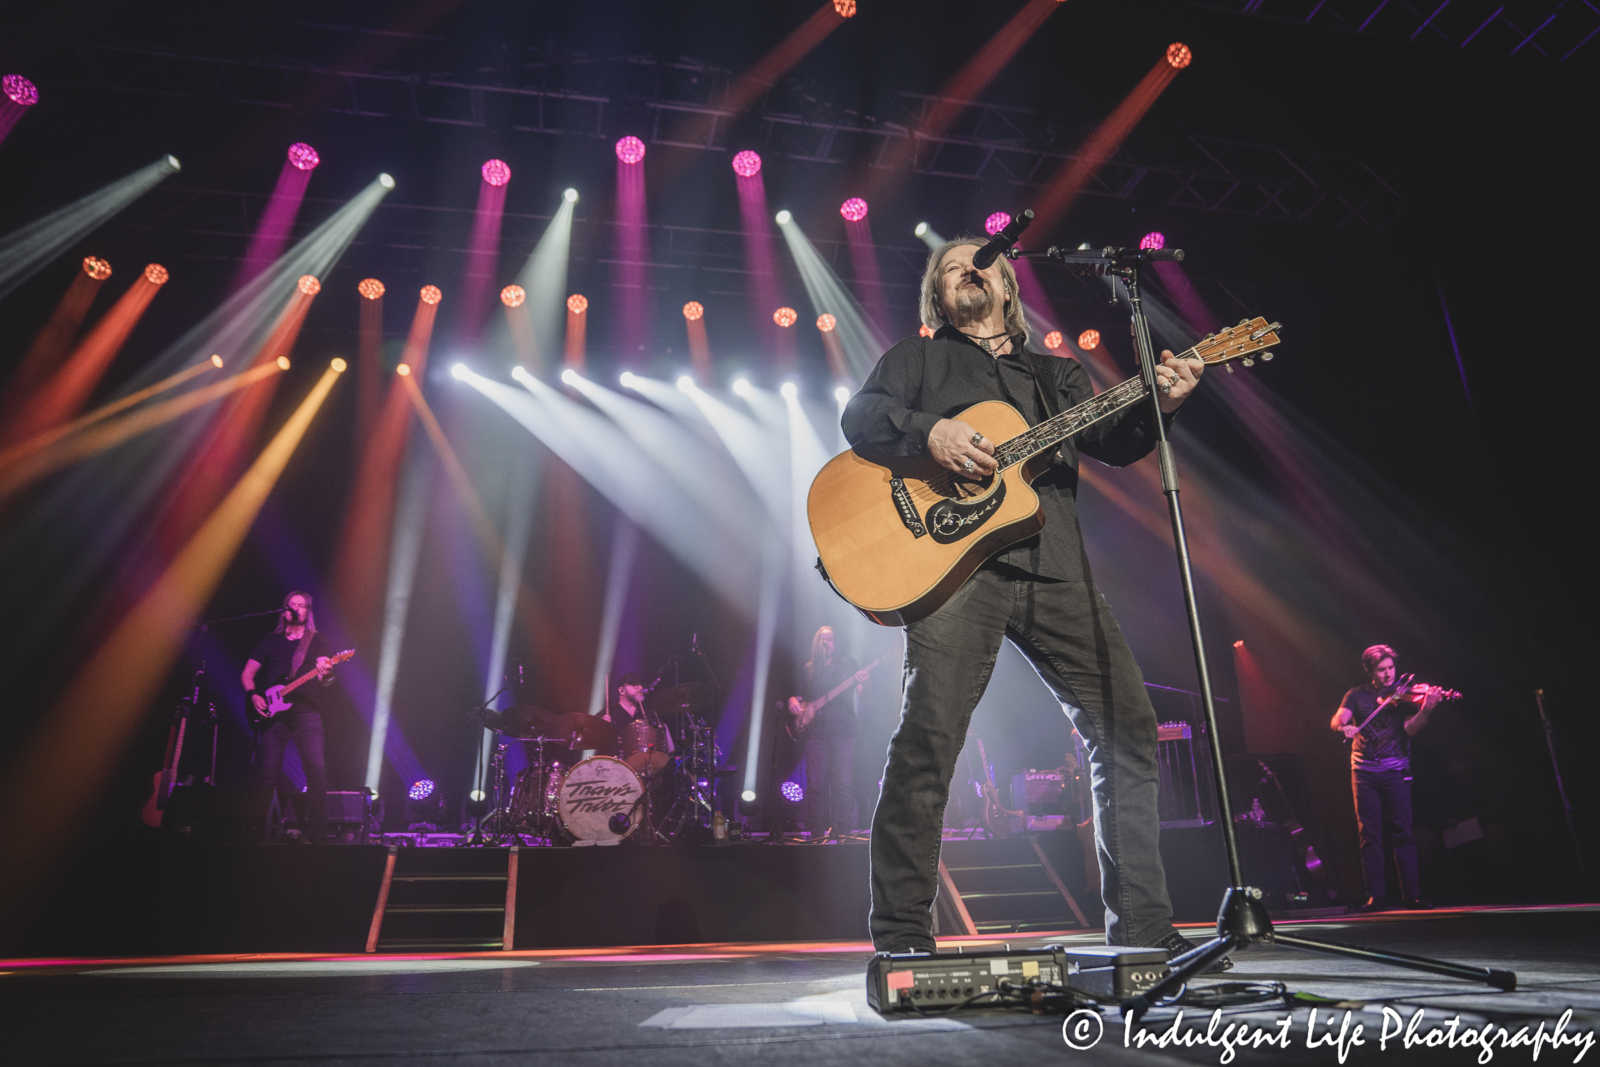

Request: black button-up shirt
left=840, top=325, right=1167, bottom=582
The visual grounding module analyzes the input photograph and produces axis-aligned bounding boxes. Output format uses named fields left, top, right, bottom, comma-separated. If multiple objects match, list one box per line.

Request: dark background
left=0, top=0, right=1594, bottom=910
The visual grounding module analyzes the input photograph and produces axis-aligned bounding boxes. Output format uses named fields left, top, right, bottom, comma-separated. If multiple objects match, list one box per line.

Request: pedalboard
left=866, top=944, right=1169, bottom=1014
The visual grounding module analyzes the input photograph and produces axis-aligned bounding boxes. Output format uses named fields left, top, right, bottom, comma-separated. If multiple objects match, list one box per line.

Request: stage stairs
left=936, top=836, right=1089, bottom=936
left=366, top=845, right=519, bottom=952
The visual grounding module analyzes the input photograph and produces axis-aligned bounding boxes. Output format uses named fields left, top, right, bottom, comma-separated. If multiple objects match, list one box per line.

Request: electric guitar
left=141, top=703, right=189, bottom=828
left=784, top=654, right=888, bottom=740
left=248, top=648, right=354, bottom=731
left=807, top=317, right=1282, bottom=625
left=972, top=734, right=1022, bottom=838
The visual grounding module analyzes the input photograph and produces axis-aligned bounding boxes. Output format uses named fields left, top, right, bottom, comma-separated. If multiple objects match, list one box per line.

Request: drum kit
left=472, top=678, right=726, bottom=846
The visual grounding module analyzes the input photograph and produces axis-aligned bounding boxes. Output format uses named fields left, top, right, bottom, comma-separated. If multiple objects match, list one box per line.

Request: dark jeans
left=1352, top=765, right=1419, bottom=901
left=869, top=566, right=1174, bottom=950
left=805, top=731, right=857, bottom=834
left=253, top=710, right=327, bottom=836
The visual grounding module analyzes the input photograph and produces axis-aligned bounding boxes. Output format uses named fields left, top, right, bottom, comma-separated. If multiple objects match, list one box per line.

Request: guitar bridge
left=889, top=477, right=927, bottom=538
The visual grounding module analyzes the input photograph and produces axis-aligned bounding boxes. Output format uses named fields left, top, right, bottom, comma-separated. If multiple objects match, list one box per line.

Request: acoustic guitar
left=784, top=654, right=889, bottom=740
left=248, top=648, right=354, bottom=731
left=807, top=317, right=1282, bottom=625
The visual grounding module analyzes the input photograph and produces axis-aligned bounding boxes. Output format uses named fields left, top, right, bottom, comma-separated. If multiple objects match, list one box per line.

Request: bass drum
left=557, top=755, right=645, bottom=844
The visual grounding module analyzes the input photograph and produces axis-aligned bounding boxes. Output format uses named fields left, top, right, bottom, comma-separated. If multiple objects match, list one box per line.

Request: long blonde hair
left=918, top=236, right=1029, bottom=345
left=274, top=590, right=318, bottom=635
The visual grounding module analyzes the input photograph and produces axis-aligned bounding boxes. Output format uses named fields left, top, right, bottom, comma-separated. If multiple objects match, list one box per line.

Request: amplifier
left=866, top=945, right=1168, bottom=1013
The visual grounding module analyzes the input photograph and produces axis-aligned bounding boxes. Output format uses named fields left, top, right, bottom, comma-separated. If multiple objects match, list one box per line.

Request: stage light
left=511, top=365, right=530, bottom=382
left=408, top=778, right=435, bottom=801
left=276, top=356, right=291, bottom=370
left=561, top=368, right=581, bottom=386
left=452, top=363, right=469, bottom=380
left=501, top=284, right=526, bottom=308
left=330, top=357, right=347, bottom=373
left=619, top=371, right=636, bottom=389
left=773, top=307, right=798, bottom=328
left=210, top=355, right=223, bottom=368
left=677, top=375, right=693, bottom=391
left=164, top=154, right=181, bottom=172
left=420, top=285, right=442, bottom=305
left=615, top=135, right=646, bottom=164
left=396, top=364, right=411, bottom=377
left=834, top=385, right=850, bottom=404
left=775, top=209, right=792, bottom=225
left=358, top=278, right=385, bottom=300
left=481, top=159, right=511, bottom=186
left=1140, top=231, right=1166, bottom=250
left=683, top=301, right=704, bottom=321
left=144, top=264, right=169, bottom=285
left=296, top=274, right=320, bottom=295
left=985, top=211, right=1011, bottom=236
left=469, top=789, right=486, bottom=803
left=732, top=378, right=752, bottom=396
left=567, top=293, right=588, bottom=314
left=780, top=382, right=798, bottom=400
left=1167, top=42, right=1193, bottom=69
left=741, top=789, right=756, bottom=803
left=1078, top=329, right=1100, bottom=350
left=732, top=150, right=762, bottom=177
left=82, top=257, right=111, bottom=280
left=816, top=313, right=837, bottom=332
left=834, top=0, right=856, bottom=16
left=3, top=74, right=39, bottom=106
left=1044, top=331, right=1063, bottom=350
left=919, top=324, right=934, bottom=338
left=378, top=173, right=395, bottom=189
left=780, top=780, right=805, bottom=803
left=840, top=197, right=868, bottom=222
left=914, top=222, right=928, bottom=237
left=1233, top=639, right=1245, bottom=649
left=287, top=142, right=320, bottom=171
left=1078, top=242, right=1092, bottom=250
left=563, top=187, right=579, bottom=202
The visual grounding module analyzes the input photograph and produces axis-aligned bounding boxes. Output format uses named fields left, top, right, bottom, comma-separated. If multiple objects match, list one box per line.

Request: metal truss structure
left=18, top=19, right=1406, bottom=231
left=1188, top=0, right=1600, bottom=62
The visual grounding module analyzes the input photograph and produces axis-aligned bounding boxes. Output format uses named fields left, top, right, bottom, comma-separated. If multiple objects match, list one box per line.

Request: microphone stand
left=1016, top=243, right=1517, bottom=1017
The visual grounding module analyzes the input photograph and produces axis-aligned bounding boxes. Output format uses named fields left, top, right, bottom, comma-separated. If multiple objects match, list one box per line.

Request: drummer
left=604, top=671, right=675, bottom=757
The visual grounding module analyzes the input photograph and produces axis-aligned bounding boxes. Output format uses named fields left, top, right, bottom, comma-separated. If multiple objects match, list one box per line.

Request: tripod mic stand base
left=1123, top=886, right=1517, bottom=1020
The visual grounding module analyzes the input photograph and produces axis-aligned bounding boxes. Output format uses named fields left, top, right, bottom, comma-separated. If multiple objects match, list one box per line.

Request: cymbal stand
left=1021, top=243, right=1518, bottom=1017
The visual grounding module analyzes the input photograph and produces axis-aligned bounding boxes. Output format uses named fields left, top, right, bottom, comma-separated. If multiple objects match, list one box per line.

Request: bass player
left=242, top=591, right=337, bottom=843
left=841, top=236, right=1219, bottom=966
left=790, top=626, right=871, bottom=836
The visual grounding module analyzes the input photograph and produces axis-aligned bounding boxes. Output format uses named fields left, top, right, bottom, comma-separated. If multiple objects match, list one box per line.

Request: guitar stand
left=1020, top=243, right=1518, bottom=1020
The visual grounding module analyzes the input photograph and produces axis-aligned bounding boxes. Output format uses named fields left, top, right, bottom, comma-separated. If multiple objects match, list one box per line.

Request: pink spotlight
left=482, top=159, right=512, bottom=186
left=985, top=212, right=1011, bottom=236
left=3, top=75, right=39, bottom=106
left=731, top=150, right=762, bottom=178
left=287, top=142, right=320, bottom=171
left=1140, top=231, right=1166, bottom=251
left=840, top=198, right=868, bottom=222
left=615, top=136, right=646, bottom=165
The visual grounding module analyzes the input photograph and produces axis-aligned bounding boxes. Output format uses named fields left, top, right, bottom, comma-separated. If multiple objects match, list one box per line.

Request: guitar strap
left=991, top=338, right=1063, bottom=425
left=289, top=630, right=315, bottom=679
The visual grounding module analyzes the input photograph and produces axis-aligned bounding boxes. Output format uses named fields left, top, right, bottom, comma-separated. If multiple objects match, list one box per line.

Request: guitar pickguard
left=926, top=480, right=1007, bottom=544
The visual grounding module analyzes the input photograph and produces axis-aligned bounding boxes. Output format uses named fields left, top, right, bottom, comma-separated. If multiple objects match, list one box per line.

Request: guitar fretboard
left=991, top=373, right=1155, bottom=471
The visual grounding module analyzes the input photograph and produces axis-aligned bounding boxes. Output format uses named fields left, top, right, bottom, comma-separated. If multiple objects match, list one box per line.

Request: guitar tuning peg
left=1238, top=318, right=1250, bottom=326
left=1261, top=351, right=1274, bottom=361
left=1242, top=357, right=1255, bottom=367
left=1225, top=364, right=1235, bottom=374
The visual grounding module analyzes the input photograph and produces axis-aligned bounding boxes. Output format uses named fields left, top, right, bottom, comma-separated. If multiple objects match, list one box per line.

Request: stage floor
left=4, top=905, right=1597, bottom=1065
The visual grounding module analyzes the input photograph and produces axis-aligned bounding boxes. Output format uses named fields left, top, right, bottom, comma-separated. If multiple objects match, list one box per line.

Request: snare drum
left=557, top=755, right=644, bottom=844
left=621, top=719, right=672, bottom=773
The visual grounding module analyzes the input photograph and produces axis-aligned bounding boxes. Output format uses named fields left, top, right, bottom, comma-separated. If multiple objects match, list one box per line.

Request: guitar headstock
left=331, top=649, right=355, bottom=665
left=1191, top=316, right=1282, bottom=373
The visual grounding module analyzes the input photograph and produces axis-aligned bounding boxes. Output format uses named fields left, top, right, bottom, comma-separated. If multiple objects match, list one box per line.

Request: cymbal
left=483, top=705, right=616, bottom=748
left=548, top=712, right=617, bottom=750
left=644, top=680, right=714, bottom=717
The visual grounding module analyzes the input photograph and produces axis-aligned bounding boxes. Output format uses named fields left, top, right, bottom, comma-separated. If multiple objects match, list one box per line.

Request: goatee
left=947, top=285, right=994, bottom=327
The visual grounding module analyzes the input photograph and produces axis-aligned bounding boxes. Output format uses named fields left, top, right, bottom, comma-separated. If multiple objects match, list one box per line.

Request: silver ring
left=962, top=458, right=976, bottom=473
left=1159, top=377, right=1174, bottom=394
left=970, top=432, right=984, bottom=446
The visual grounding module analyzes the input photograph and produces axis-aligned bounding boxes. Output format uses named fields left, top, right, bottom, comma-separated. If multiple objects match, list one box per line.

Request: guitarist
left=1331, top=644, right=1442, bottom=912
left=242, top=591, right=336, bottom=843
left=843, top=236, right=1218, bottom=966
left=793, top=626, right=870, bottom=835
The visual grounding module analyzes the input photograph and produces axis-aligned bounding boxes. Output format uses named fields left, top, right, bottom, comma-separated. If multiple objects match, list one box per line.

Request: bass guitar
left=808, top=317, right=1282, bottom=625
left=785, top=654, right=888, bottom=740
left=248, top=648, right=354, bottom=732
left=141, top=702, right=189, bottom=828
left=972, top=734, right=1022, bottom=838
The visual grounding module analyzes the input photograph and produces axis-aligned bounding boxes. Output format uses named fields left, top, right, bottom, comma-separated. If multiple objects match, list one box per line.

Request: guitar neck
left=815, top=654, right=885, bottom=710
left=280, top=664, right=322, bottom=696
left=992, top=373, right=1154, bottom=470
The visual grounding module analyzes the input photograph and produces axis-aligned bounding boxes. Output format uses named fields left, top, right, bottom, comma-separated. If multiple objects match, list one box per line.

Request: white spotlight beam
left=518, top=198, right=576, bottom=362
left=682, top=385, right=791, bottom=523
left=0, top=155, right=180, bottom=300
left=476, top=445, right=540, bottom=796
left=740, top=539, right=785, bottom=805
left=917, top=224, right=946, bottom=250
left=587, top=519, right=640, bottom=717
left=776, top=218, right=890, bottom=380
left=368, top=445, right=432, bottom=795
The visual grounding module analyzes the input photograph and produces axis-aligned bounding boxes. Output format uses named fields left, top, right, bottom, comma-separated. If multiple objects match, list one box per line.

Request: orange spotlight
left=0, top=363, right=341, bottom=931
left=276, top=356, right=290, bottom=370
left=358, top=277, right=386, bottom=300
left=331, top=357, right=348, bottom=372
left=566, top=296, right=588, bottom=369
left=83, top=257, right=112, bottom=280
left=1078, top=329, right=1100, bottom=350
left=357, top=277, right=385, bottom=444
left=297, top=274, right=321, bottom=295
left=421, top=284, right=442, bottom=305
left=1044, top=330, right=1063, bottom=349
left=210, top=354, right=223, bottom=368
left=1167, top=42, right=1193, bottom=69
left=144, top=264, right=169, bottom=285
left=501, top=284, right=526, bottom=307
left=833, top=0, right=856, bottom=14
left=817, top=314, right=837, bottom=332
left=567, top=293, right=588, bottom=314
left=683, top=301, right=704, bottom=321
left=774, top=307, right=798, bottom=327
left=396, top=363, right=411, bottom=376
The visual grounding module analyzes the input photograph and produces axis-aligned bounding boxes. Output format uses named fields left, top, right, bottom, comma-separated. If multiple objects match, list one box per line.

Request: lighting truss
left=1184, top=0, right=1599, bottom=62
left=32, top=25, right=1409, bottom=230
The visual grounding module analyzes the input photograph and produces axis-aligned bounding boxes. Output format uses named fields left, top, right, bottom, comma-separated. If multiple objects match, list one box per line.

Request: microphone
left=971, top=209, right=1033, bottom=270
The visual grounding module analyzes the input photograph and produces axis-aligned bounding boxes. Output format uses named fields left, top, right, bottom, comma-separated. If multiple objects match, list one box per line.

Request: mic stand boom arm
left=1020, top=241, right=1515, bottom=1017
